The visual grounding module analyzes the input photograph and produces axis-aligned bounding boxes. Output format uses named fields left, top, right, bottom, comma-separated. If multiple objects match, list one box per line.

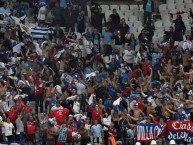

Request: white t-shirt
left=123, top=50, right=135, bottom=64
left=73, top=101, right=80, bottom=113
left=83, top=39, right=93, bottom=55
left=38, top=6, right=47, bottom=20
left=183, top=41, right=192, bottom=50
left=51, top=106, right=63, bottom=111
left=10, top=57, right=21, bottom=64
left=3, top=122, right=14, bottom=136
left=75, top=82, right=86, bottom=95
left=102, top=116, right=111, bottom=130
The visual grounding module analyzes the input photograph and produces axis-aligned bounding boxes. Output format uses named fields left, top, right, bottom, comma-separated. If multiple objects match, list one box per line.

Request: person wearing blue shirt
left=143, top=0, right=154, bottom=24
left=102, top=28, right=113, bottom=45
left=167, top=107, right=187, bottom=121
left=91, top=120, right=103, bottom=144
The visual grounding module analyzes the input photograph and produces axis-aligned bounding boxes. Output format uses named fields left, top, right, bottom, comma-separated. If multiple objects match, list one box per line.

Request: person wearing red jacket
left=86, top=101, right=102, bottom=123
left=26, top=115, right=37, bottom=145
left=49, top=107, right=70, bottom=125
left=32, top=75, right=45, bottom=114
left=1, top=106, right=17, bottom=125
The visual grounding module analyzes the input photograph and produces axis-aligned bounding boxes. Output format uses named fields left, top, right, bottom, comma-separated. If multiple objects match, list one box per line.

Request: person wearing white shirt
left=83, top=36, right=93, bottom=56
left=75, top=81, right=86, bottom=96
left=102, top=112, right=111, bottom=145
left=37, top=5, right=48, bottom=26
left=183, top=35, right=192, bottom=50
left=0, top=118, right=15, bottom=145
left=0, top=3, right=11, bottom=16
left=51, top=101, right=63, bottom=111
left=84, top=118, right=91, bottom=136
left=123, top=45, right=135, bottom=67
left=73, top=97, right=80, bottom=113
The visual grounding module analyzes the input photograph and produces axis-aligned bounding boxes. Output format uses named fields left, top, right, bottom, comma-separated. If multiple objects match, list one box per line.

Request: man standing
left=143, top=0, right=154, bottom=24
left=109, top=9, right=120, bottom=29
left=91, top=120, right=103, bottom=144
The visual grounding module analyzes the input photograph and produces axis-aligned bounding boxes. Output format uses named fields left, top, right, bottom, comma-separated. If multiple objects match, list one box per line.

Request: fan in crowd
left=0, top=0, right=193, bottom=145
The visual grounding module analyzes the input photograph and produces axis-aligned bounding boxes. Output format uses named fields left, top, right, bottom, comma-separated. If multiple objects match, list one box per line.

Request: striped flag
left=30, top=27, right=53, bottom=41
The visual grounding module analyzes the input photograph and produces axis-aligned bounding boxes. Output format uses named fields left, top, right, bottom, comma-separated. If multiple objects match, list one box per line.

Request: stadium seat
left=185, top=3, right=193, bottom=11
left=127, top=21, right=134, bottom=27
left=129, top=5, right=139, bottom=11
left=167, top=0, right=174, bottom=4
left=110, top=4, right=119, bottom=11
left=139, top=4, right=144, bottom=11
left=129, top=27, right=138, bottom=33
left=75, top=32, right=82, bottom=39
left=169, top=9, right=177, bottom=15
left=186, top=25, right=191, bottom=31
left=163, top=20, right=172, bottom=27
left=100, top=5, right=110, bottom=12
left=175, top=0, right=184, bottom=4
left=124, top=11, right=134, bottom=19
left=176, top=4, right=185, bottom=11
left=87, top=27, right=94, bottom=33
left=135, top=11, right=143, bottom=22
left=181, top=13, right=189, bottom=20
left=137, top=26, right=143, bottom=33
left=164, top=26, right=170, bottom=31
left=179, top=41, right=184, bottom=47
left=129, top=15, right=138, bottom=22
left=172, top=15, right=178, bottom=21
left=183, top=19, right=191, bottom=25
left=185, top=0, right=193, bottom=3
left=105, top=10, right=111, bottom=20
left=133, top=21, right=143, bottom=28
left=167, top=3, right=176, bottom=11
left=154, top=21, right=163, bottom=29
left=118, top=11, right=125, bottom=19
left=120, top=4, right=129, bottom=11
left=160, top=10, right=169, bottom=18
left=161, top=15, right=170, bottom=22
left=152, top=36, right=159, bottom=43
left=159, top=4, right=167, bottom=12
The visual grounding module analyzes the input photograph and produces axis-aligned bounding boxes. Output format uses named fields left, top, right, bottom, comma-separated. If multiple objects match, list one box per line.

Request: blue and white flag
left=137, top=123, right=164, bottom=142
left=30, top=27, right=53, bottom=41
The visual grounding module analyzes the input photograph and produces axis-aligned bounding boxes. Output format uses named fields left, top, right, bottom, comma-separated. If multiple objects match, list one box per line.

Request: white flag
left=113, top=97, right=122, bottom=106
left=88, top=94, right=95, bottom=105
left=66, top=95, right=78, bottom=101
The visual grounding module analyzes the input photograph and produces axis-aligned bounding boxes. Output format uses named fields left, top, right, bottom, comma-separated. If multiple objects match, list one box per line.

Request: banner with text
left=137, top=123, right=164, bottom=142
left=167, top=120, right=193, bottom=143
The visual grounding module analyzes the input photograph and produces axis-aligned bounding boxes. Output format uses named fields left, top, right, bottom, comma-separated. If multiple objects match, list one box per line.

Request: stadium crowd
left=0, top=0, right=192, bottom=145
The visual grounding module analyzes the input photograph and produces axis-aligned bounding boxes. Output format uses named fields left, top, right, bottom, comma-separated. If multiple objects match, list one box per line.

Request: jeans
left=127, top=129, right=135, bottom=145
left=144, top=11, right=152, bottom=24
left=28, top=133, right=36, bottom=145
left=6, top=135, right=13, bottom=145
left=35, top=93, right=44, bottom=114
left=19, top=132, right=24, bottom=145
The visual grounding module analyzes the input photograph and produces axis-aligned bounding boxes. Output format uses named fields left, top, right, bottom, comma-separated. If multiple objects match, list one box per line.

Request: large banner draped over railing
left=136, top=121, right=193, bottom=143
left=137, top=123, right=164, bottom=142
left=167, top=120, right=193, bottom=143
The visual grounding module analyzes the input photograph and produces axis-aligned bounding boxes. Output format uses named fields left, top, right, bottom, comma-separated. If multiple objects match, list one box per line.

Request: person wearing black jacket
left=90, top=3, right=100, bottom=27
left=64, top=5, right=76, bottom=33
left=117, top=18, right=130, bottom=43
left=53, top=25, right=64, bottom=40
left=92, top=28, right=101, bottom=51
left=94, top=8, right=106, bottom=33
left=109, top=9, right=120, bottom=29
left=143, top=0, right=154, bottom=24
left=106, top=17, right=116, bottom=34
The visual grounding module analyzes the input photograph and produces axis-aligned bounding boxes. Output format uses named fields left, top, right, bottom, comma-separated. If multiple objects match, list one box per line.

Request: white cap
left=169, top=140, right=176, bottom=145
left=151, top=140, right=157, bottom=145
left=135, top=142, right=141, bottom=145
